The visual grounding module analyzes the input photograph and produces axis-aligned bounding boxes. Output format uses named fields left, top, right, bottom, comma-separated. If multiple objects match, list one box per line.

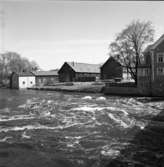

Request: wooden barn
left=100, top=57, right=123, bottom=80
left=32, top=70, right=58, bottom=86
left=58, top=62, right=100, bottom=82
left=10, top=72, right=35, bottom=89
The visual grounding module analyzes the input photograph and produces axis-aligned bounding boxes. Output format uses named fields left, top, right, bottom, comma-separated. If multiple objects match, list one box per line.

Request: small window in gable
left=23, top=81, right=25, bottom=84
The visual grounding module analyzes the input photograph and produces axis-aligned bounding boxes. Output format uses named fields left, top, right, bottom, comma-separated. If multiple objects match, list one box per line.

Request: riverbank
left=28, top=82, right=105, bottom=93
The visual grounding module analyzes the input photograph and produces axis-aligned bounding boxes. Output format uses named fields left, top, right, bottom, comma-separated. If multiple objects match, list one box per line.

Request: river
left=0, top=89, right=164, bottom=167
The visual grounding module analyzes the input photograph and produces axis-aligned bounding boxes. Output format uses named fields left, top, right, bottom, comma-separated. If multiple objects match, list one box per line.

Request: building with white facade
left=10, top=72, right=35, bottom=89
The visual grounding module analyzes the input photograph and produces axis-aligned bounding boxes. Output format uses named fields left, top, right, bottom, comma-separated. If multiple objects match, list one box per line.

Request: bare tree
left=109, top=20, right=154, bottom=83
left=0, top=51, right=39, bottom=85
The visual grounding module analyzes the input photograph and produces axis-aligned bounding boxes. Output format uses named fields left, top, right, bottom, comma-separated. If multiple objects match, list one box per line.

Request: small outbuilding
left=32, top=70, right=58, bottom=86
left=10, top=72, right=35, bottom=89
left=58, top=62, right=100, bottom=82
left=100, top=57, right=123, bottom=80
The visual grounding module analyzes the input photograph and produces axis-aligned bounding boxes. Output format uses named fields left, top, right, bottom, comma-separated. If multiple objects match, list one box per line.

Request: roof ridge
left=67, top=61, right=100, bottom=65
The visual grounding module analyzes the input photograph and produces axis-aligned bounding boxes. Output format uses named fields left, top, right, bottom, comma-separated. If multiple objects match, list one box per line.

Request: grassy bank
left=28, top=82, right=105, bottom=93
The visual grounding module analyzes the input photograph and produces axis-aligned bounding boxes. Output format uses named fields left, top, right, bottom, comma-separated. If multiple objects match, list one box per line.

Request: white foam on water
left=66, top=143, right=74, bottom=147
left=47, top=100, right=53, bottom=104
left=135, top=121, right=147, bottom=130
left=101, top=149, right=120, bottom=157
left=72, top=106, right=98, bottom=112
left=107, top=113, right=130, bottom=128
left=0, top=120, right=90, bottom=133
left=18, top=104, right=27, bottom=109
left=0, top=114, right=36, bottom=122
left=22, top=131, right=31, bottom=139
left=0, top=136, right=12, bottom=142
left=82, top=96, right=92, bottom=100
left=26, top=99, right=32, bottom=104
left=0, top=124, right=64, bottom=133
left=39, top=111, right=51, bottom=117
left=72, top=106, right=129, bottom=116
left=96, top=96, right=106, bottom=101
left=106, top=107, right=129, bottom=116
left=65, top=136, right=83, bottom=140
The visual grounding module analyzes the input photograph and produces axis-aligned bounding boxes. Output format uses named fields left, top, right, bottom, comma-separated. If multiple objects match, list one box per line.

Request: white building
left=10, top=72, right=35, bottom=89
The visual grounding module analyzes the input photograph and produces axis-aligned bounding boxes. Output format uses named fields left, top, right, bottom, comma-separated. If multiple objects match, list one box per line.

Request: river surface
left=0, top=89, right=164, bottom=167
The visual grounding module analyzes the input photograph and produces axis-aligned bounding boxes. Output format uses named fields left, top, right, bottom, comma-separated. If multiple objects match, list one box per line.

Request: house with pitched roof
left=58, top=62, right=100, bottom=82
left=100, top=56, right=133, bottom=82
left=32, top=70, right=58, bottom=86
left=100, top=57, right=123, bottom=81
left=10, top=72, right=35, bottom=89
left=137, top=34, right=164, bottom=96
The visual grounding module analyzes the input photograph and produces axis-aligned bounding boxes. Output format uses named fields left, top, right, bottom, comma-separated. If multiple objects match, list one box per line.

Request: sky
left=0, top=1, right=164, bottom=70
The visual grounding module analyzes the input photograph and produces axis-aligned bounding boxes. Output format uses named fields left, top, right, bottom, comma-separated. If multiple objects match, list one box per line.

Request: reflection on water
left=0, top=89, right=163, bottom=167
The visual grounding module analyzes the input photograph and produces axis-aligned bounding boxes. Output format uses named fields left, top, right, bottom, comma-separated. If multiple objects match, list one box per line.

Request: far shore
left=28, top=82, right=105, bottom=94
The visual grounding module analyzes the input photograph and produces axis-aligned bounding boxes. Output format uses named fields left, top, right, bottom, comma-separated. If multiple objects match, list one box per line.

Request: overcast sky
left=0, top=1, right=164, bottom=70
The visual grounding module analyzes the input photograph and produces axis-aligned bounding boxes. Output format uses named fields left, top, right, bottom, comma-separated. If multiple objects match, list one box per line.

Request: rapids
left=0, top=89, right=164, bottom=167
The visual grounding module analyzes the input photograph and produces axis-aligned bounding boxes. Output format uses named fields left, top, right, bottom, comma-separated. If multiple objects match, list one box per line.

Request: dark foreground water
left=0, top=89, right=164, bottom=167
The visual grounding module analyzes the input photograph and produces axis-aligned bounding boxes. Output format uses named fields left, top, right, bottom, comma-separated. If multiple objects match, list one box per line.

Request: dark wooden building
left=58, top=62, right=100, bottom=82
left=100, top=57, right=123, bottom=80
left=32, top=70, right=58, bottom=86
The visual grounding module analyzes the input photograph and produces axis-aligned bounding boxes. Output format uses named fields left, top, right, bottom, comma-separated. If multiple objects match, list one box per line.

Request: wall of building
left=10, top=73, right=19, bottom=89
left=58, top=63, right=76, bottom=82
left=75, top=73, right=100, bottom=82
left=18, top=76, right=35, bottom=89
left=35, top=76, right=58, bottom=86
left=149, top=40, right=164, bottom=95
left=101, top=60, right=122, bottom=80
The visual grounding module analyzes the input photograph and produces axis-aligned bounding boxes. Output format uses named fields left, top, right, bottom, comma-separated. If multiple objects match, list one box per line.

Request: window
left=23, top=81, right=25, bottom=84
left=30, top=81, right=33, bottom=84
left=157, top=67, right=164, bottom=75
left=138, top=68, right=150, bottom=76
left=38, top=79, right=42, bottom=83
left=157, top=53, right=164, bottom=63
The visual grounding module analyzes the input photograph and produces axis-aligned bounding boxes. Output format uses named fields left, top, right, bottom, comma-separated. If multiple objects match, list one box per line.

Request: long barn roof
left=32, top=70, right=58, bottom=76
left=66, top=62, right=100, bottom=73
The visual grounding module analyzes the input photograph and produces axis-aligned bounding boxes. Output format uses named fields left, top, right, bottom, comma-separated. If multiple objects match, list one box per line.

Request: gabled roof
left=65, top=62, right=100, bottom=73
left=101, top=56, right=122, bottom=68
left=12, top=72, right=34, bottom=77
left=144, top=44, right=153, bottom=53
left=144, top=34, right=164, bottom=52
left=32, top=70, right=58, bottom=76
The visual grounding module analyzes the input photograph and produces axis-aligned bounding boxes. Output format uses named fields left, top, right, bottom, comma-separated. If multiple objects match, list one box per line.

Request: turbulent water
left=0, top=89, right=164, bottom=167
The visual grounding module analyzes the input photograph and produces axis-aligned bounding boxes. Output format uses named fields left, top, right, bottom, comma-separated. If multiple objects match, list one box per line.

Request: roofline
left=150, top=34, right=164, bottom=50
left=34, top=74, right=58, bottom=76
left=11, top=71, right=34, bottom=76
left=76, top=71, right=100, bottom=74
left=100, top=56, right=122, bottom=68
left=59, top=62, right=100, bottom=73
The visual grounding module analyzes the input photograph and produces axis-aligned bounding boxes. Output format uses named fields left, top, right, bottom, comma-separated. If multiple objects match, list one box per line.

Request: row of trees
left=0, top=52, right=39, bottom=85
left=109, top=20, right=155, bottom=83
